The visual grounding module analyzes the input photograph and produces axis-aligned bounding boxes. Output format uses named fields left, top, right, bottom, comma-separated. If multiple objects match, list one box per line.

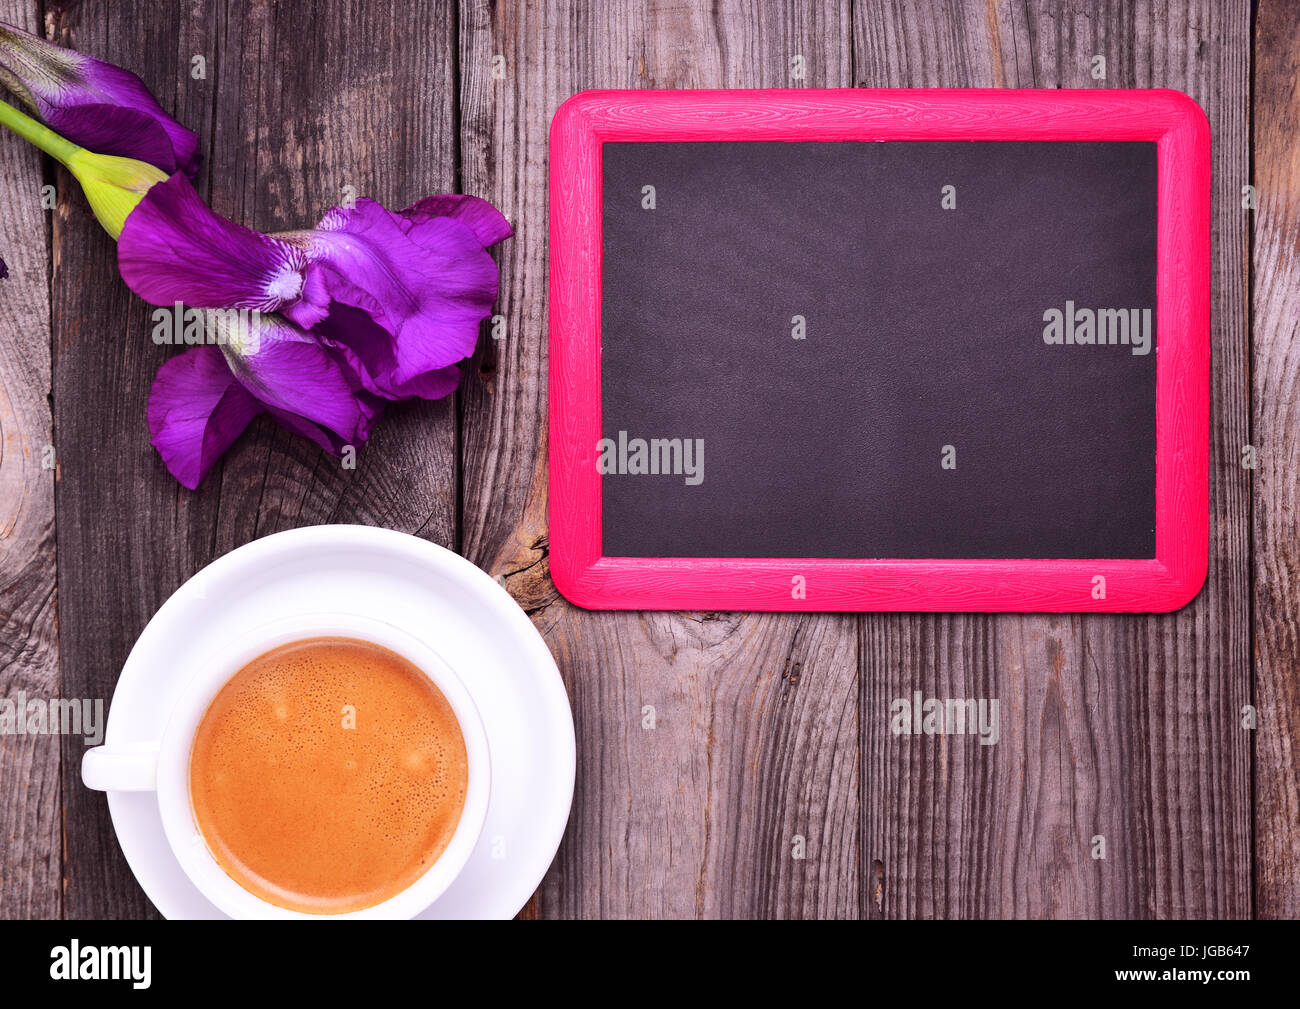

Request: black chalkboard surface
left=600, top=140, right=1158, bottom=559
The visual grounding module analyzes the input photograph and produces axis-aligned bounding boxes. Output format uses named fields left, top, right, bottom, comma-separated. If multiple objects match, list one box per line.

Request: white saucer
left=98, top=525, right=575, bottom=919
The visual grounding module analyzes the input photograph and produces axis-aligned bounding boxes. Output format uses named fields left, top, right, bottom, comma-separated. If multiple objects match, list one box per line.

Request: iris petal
left=263, top=404, right=376, bottom=456
left=47, top=103, right=179, bottom=174
left=0, top=22, right=199, bottom=176
left=146, top=311, right=383, bottom=484
left=146, top=345, right=263, bottom=489
left=313, top=302, right=464, bottom=401
left=118, top=173, right=308, bottom=313
left=382, top=364, right=462, bottom=400
left=296, top=199, right=500, bottom=382
left=397, top=194, right=513, bottom=247
left=219, top=312, right=369, bottom=447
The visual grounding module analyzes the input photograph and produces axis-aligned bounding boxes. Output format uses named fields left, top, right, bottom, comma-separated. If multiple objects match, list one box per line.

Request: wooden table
left=0, top=0, right=1294, bottom=920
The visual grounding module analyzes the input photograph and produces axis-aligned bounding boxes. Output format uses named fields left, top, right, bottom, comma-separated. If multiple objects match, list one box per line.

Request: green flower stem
left=0, top=97, right=78, bottom=165
left=0, top=97, right=166, bottom=238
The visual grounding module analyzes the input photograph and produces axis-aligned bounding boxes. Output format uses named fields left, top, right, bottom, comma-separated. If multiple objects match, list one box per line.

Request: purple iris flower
left=0, top=22, right=508, bottom=489
left=119, top=173, right=510, bottom=487
left=0, top=22, right=199, bottom=177
left=147, top=314, right=385, bottom=489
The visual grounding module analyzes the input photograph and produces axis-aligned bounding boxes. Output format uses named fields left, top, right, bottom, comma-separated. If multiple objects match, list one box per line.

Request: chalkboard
left=549, top=90, right=1209, bottom=612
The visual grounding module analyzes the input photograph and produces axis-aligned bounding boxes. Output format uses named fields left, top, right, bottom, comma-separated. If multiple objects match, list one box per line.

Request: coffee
left=189, top=637, right=468, bottom=914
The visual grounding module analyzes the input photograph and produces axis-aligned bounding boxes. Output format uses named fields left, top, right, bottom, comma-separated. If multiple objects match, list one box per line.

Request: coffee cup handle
left=81, top=742, right=161, bottom=792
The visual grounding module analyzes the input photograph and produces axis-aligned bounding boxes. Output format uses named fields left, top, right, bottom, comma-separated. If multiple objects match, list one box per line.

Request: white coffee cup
left=81, top=612, right=491, bottom=919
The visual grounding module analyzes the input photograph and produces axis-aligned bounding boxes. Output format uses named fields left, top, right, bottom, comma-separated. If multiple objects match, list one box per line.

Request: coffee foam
left=189, top=637, right=468, bottom=915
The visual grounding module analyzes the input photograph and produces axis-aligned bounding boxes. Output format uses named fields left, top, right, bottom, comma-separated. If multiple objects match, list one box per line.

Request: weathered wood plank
left=855, top=0, right=1252, bottom=918
left=458, top=0, right=860, bottom=918
left=1252, top=0, right=1300, bottom=921
left=0, top=0, right=59, bottom=923
left=48, top=0, right=215, bottom=921
left=201, top=0, right=459, bottom=558
left=50, top=0, right=459, bottom=918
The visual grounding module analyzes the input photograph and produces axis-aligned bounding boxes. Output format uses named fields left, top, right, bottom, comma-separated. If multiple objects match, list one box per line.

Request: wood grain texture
left=46, top=0, right=460, bottom=918
left=0, top=0, right=1276, bottom=920
left=459, top=0, right=861, bottom=917
left=46, top=0, right=191, bottom=922
left=855, top=0, right=1251, bottom=918
left=0, top=0, right=59, bottom=923
left=1252, top=0, right=1300, bottom=920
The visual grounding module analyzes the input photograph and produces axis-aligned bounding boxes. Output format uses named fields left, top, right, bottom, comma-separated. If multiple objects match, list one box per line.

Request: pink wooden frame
left=548, top=89, right=1210, bottom=612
